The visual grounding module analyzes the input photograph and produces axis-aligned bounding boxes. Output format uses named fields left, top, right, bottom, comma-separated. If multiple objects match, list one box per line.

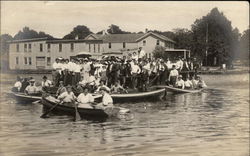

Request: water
left=0, top=73, right=249, bottom=156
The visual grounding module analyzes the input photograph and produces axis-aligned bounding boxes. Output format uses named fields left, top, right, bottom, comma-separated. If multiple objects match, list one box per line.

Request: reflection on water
left=0, top=73, right=249, bottom=156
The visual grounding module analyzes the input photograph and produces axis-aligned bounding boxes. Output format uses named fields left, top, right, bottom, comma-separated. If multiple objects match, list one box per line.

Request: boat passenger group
left=13, top=47, right=207, bottom=108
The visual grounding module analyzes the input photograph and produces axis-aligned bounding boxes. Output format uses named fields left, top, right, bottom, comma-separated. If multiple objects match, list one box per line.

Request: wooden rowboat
left=94, top=87, right=166, bottom=103
left=156, top=85, right=203, bottom=94
left=41, top=96, right=110, bottom=119
left=11, top=91, right=41, bottom=103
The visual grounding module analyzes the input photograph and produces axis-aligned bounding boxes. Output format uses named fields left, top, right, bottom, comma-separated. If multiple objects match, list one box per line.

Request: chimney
left=145, top=28, right=148, bottom=33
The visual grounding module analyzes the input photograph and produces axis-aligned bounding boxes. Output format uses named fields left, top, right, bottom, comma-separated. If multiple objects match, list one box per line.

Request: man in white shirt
left=13, top=76, right=22, bottom=92
left=41, top=76, right=52, bottom=87
left=58, top=86, right=76, bottom=106
left=25, top=79, right=39, bottom=95
left=175, top=75, right=185, bottom=89
left=131, top=60, right=141, bottom=89
left=95, top=87, right=113, bottom=109
left=52, top=58, right=61, bottom=86
left=77, top=87, right=94, bottom=108
left=176, top=57, right=183, bottom=71
left=131, top=52, right=138, bottom=61
left=138, top=47, right=146, bottom=59
left=168, top=65, right=179, bottom=86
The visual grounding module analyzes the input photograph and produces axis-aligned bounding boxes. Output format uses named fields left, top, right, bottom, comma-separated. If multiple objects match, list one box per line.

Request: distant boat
left=155, top=85, right=203, bottom=94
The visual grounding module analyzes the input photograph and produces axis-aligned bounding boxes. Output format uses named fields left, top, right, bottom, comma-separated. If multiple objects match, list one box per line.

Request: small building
left=165, top=49, right=191, bottom=60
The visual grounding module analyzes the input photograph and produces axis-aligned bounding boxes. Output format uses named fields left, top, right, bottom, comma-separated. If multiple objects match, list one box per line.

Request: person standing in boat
left=58, top=86, right=76, bottom=106
left=168, top=65, right=179, bottom=86
left=13, top=76, right=22, bottom=92
left=52, top=58, right=61, bottom=87
left=77, top=87, right=94, bottom=108
left=176, top=57, right=183, bottom=72
left=181, top=59, right=191, bottom=80
left=175, top=75, right=185, bottom=89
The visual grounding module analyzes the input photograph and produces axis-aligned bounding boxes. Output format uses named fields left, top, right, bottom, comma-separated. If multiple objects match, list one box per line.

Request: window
left=16, top=44, right=19, bottom=52
left=70, top=43, right=74, bottom=52
left=59, top=44, right=62, bottom=52
left=47, top=57, right=51, bottom=66
left=24, top=57, right=28, bottom=65
left=24, top=44, right=27, bottom=52
left=123, top=42, right=126, bottom=48
left=47, top=44, right=51, bottom=52
left=98, top=44, right=100, bottom=53
left=156, top=40, right=160, bottom=45
left=108, top=43, right=111, bottom=49
left=89, top=44, right=91, bottom=52
left=94, top=44, right=96, bottom=53
left=29, top=57, right=32, bottom=65
left=28, top=44, right=32, bottom=52
left=40, top=44, right=43, bottom=52
left=143, top=40, right=146, bottom=46
left=16, top=57, right=19, bottom=64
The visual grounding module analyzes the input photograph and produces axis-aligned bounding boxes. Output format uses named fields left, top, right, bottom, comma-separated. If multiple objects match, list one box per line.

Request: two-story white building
left=8, top=32, right=176, bottom=70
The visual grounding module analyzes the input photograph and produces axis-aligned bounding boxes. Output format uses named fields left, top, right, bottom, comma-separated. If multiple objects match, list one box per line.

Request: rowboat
left=41, top=96, right=116, bottom=119
left=94, top=87, right=166, bottom=103
left=11, top=91, right=41, bottom=103
left=155, top=85, right=203, bottom=93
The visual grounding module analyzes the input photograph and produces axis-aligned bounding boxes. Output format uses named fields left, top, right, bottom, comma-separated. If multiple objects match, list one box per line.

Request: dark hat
left=43, top=76, right=47, bottom=79
left=99, top=87, right=108, bottom=92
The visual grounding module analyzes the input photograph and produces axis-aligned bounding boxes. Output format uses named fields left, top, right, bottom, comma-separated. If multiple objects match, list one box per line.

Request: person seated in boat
left=24, top=79, right=40, bottom=95
left=56, top=81, right=67, bottom=97
left=95, top=80, right=110, bottom=93
left=58, top=86, right=76, bottom=106
left=95, top=87, right=113, bottom=110
left=184, top=76, right=193, bottom=89
left=41, top=76, right=53, bottom=88
left=197, top=76, right=207, bottom=88
left=35, top=81, right=43, bottom=93
left=110, top=81, right=127, bottom=94
left=87, top=73, right=97, bottom=92
left=175, top=75, right=185, bottom=89
left=168, top=65, right=179, bottom=86
left=76, top=87, right=95, bottom=108
left=191, top=76, right=198, bottom=89
left=13, top=76, right=22, bottom=92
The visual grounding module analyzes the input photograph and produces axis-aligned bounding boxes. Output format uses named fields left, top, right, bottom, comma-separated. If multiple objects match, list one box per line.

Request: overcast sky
left=1, top=1, right=249, bottom=38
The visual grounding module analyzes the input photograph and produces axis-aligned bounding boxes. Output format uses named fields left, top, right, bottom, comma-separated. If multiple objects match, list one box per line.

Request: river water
left=0, top=73, right=249, bottom=156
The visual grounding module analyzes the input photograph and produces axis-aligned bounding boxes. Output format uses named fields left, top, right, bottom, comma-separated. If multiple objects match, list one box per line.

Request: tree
left=14, top=27, right=54, bottom=40
left=239, top=28, right=249, bottom=61
left=0, top=34, right=13, bottom=54
left=63, top=25, right=92, bottom=39
left=191, top=8, right=240, bottom=67
left=172, top=28, right=193, bottom=50
left=107, top=24, right=131, bottom=34
left=153, top=45, right=168, bottom=60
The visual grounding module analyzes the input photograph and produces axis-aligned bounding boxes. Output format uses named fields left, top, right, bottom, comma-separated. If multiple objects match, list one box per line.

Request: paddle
left=32, top=100, right=41, bottom=104
left=40, top=101, right=62, bottom=118
left=73, top=101, right=81, bottom=121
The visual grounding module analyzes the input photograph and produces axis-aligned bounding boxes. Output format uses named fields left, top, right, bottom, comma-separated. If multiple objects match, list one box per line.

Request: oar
left=73, top=101, right=81, bottom=121
left=40, top=101, right=61, bottom=118
left=32, top=100, right=41, bottom=104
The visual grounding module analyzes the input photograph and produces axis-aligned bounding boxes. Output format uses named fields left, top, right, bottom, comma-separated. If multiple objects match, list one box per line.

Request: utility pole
left=205, top=23, right=208, bottom=66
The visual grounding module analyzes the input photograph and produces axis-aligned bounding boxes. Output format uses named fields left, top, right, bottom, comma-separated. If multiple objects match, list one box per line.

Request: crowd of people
left=13, top=48, right=207, bottom=109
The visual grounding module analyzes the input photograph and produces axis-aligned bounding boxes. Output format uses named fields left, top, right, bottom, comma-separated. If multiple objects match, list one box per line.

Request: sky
left=1, top=1, right=249, bottom=38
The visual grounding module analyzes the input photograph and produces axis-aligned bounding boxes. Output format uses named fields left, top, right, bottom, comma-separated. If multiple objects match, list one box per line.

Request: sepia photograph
left=0, top=1, right=249, bottom=156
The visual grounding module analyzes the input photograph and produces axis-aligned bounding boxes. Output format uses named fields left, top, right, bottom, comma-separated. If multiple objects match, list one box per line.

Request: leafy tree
left=153, top=45, right=168, bottom=60
left=14, top=27, right=54, bottom=40
left=107, top=24, right=131, bottom=34
left=238, top=28, right=249, bottom=60
left=63, top=25, right=92, bottom=39
left=0, top=34, right=13, bottom=54
left=191, top=7, right=240, bottom=66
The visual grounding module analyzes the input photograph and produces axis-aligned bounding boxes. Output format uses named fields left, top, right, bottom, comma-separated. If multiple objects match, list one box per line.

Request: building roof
left=85, top=32, right=175, bottom=43
left=8, top=37, right=49, bottom=43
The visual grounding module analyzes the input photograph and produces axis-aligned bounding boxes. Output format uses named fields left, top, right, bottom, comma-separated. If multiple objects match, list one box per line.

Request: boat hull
left=156, top=85, right=203, bottom=93
left=11, top=92, right=41, bottom=103
left=42, top=96, right=109, bottom=119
